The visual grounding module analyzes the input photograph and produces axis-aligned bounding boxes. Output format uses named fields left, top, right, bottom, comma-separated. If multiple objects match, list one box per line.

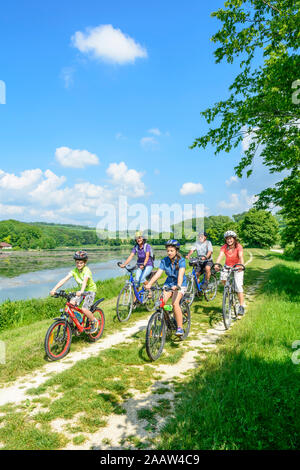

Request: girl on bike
left=120, top=231, right=154, bottom=286
left=214, top=231, right=245, bottom=316
left=50, top=251, right=98, bottom=332
left=145, top=239, right=187, bottom=336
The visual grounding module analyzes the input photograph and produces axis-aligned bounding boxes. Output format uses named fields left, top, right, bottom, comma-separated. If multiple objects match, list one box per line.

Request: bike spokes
left=116, top=285, right=133, bottom=322
left=222, top=288, right=232, bottom=329
left=204, top=274, right=218, bottom=302
left=146, top=311, right=166, bottom=361
left=45, top=321, right=72, bottom=360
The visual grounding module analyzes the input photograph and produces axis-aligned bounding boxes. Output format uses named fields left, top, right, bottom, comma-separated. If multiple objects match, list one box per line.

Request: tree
left=239, top=209, right=278, bottom=247
left=191, top=0, right=300, bottom=252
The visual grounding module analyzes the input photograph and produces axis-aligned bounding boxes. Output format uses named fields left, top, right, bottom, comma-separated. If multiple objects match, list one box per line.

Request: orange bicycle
left=44, top=290, right=105, bottom=360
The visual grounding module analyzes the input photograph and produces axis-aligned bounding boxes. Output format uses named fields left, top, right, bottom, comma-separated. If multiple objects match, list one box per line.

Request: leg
left=171, top=290, right=183, bottom=329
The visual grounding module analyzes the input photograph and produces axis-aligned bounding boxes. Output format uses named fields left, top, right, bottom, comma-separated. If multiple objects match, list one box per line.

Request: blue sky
left=0, top=0, right=281, bottom=231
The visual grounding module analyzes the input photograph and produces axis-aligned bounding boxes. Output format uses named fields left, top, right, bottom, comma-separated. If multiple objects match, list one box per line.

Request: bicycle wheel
left=204, top=274, right=218, bottom=302
left=116, top=285, right=133, bottom=322
left=144, top=282, right=159, bottom=312
left=44, top=320, right=72, bottom=361
left=180, top=298, right=191, bottom=340
left=186, top=275, right=195, bottom=305
left=222, top=288, right=232, bottom=329
left=87, top=308, right=105, bottom=342
left=145, top=311, right=166, bottom=361
left=232, top=290, right=239, bottom=318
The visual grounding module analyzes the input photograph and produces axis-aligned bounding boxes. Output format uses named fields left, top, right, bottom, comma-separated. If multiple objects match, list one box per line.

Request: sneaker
left=175, top=327, right=184, bottom=337
left=238, top=305, right=245, bottom=316
left=89, top=320, right=98, bottom=333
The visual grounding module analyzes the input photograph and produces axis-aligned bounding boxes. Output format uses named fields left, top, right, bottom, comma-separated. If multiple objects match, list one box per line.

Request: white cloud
left=218, top=189, right=258, bottom=211
left=106, top=162, right=146, bottom=197
left=72, top=24, right=147, bottom=65
left=0, top=169, right=42, bottom=190
left=148, top=128, right=161, bottom=136
left=61, top=67, right=75, bottom=89
left=180, top=182, right=204, bottom=196
left=0, top=203, right=24, bottom=216
left=55, top=146, right=99, bottom=168
left=225, top=175, right=238, bottom=186
left=140, top=136, right=159, bottom=148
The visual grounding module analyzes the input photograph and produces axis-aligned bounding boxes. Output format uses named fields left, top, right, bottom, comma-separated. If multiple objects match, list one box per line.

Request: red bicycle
left=44, top=290, right=105, bottom=361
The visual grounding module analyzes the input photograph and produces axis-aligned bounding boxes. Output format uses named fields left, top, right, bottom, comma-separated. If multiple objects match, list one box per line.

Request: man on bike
left=186, top=231, right=213, bottom=290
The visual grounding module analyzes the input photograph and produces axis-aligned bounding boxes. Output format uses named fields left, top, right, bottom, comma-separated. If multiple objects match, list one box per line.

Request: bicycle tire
left=204, top=274, right=218, bottom=302
left=222, top=288, right=232, bottom=329
left=186, top=275, right=195, bottom=305
left=87, top=308, right=105, bottom=342
left=145, top=311, right=166, bottom=361
left=232, top=291, right=239, bottom=318
left=180, top=299, right=191, bottom=340
left=116, top=285, right=133, bottom=322
left=144, top=282, right=159, bottom=312
left=44, top=320, right=72, bottom=361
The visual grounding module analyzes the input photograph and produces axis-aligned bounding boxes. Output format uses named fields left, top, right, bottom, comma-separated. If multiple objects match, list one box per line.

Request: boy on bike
left=214, top=231, right=245, bottom=316
left=50, top=251, right=98, bottom=333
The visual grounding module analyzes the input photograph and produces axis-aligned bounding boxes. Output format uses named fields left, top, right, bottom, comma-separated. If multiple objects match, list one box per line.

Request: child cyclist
left=50, top=251, right=98, bottom=333
left=214, top=231, right=246, bottom=316
left=145, top=239, right=187, bottom=337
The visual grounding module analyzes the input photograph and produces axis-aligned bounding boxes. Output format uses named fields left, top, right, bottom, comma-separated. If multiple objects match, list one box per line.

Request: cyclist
left=186, top=231, right=213, bottom=289
left=214, top=231, right=245, bottom=316
left=120, top=231, right=154, bottom=287
left=145, top=239, right=187, bottom=337
left=50, top=251, right=98, bottom=333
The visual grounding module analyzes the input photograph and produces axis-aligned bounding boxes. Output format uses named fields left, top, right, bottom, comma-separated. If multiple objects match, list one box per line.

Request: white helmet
left=224, top=230, right=237, bottom=239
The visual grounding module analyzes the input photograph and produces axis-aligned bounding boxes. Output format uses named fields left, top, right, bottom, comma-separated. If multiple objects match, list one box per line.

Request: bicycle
left=116, top=262, right=159, bottom=322
left=214, top=263, right=245, bottom=330
left=44, top=290, right=105, bottom=361
left=145, top=286, right=191, bottom=361
left=186, top=257, right=219, bottom=306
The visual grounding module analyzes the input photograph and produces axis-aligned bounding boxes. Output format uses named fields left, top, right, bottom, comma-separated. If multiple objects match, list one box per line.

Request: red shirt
left=221, top=243, right=243, bottom=267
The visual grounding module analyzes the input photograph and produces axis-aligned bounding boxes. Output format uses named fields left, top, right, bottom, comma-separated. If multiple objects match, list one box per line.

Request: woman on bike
left=145, top=239, right=187, bottom=336
left=120, top=231, right=154, bottom=286
left=50, top=251, right=98, bottom=332
left=214, top=231, right=245, bottom=316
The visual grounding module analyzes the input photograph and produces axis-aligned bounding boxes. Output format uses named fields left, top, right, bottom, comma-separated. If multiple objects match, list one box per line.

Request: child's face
left=75, top=260, right=86, bottom=270
left=226, top=237, right=234, bottom=246
left=167, top=246, right=177, bottom=259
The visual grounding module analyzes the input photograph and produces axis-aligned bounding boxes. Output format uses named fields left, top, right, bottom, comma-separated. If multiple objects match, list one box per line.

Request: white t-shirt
left=191, top=240, right=213, bottom=260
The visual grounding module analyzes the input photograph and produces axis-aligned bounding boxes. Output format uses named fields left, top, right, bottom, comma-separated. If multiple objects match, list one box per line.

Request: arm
left=50, top=273, right=72, bottom=295
left=214, top=250, right=225, bottom=269
left=238, top=248, right=244, bottom=267
left=76, top=275, right=89, bottom=296
left=176, top=267, right=185, bottom=288
left=121, top=252, right=135, bottom=268
left=145, top=268, right=163, bottom=289
left=186, top=248, right=195, bottom=259
left=141, top=251, right=150, bottom=269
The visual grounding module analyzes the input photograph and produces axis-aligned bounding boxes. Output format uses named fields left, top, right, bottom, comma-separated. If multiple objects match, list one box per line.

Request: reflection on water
left=0, top=249, right=164, bottom=303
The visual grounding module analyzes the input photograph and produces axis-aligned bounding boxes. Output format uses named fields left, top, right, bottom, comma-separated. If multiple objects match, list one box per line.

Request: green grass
left=1, top=248, right=297, bottom=450
left=155, top=257, right=300, bottom=450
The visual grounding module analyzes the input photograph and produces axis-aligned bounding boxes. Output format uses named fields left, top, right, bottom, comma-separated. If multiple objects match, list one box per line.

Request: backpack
left=135, top=242, right=155, bottom=261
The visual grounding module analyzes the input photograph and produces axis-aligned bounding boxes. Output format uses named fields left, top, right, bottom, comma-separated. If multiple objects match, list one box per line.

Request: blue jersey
left=159, top=256, right=187, bottom=287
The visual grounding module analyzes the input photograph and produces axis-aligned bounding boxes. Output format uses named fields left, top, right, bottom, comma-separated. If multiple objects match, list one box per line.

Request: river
left=0, top=248, right=164, bottom=303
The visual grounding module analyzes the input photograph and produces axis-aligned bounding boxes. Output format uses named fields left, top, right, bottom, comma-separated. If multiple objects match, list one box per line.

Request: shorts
left=163, top=285, right=188, bottom=296
left=220, top=268, right=244, bottom=293
left=195, top=259, right=213, bottom=274
left=73, top=291, right=96, bottom=310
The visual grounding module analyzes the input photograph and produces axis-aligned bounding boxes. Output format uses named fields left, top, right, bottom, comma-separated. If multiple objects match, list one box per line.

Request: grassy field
left=0, top=248, right=299, bottom=449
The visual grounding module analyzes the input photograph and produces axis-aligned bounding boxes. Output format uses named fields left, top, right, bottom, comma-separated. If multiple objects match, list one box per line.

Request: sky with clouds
left=0, top=0, right=283, bottom=230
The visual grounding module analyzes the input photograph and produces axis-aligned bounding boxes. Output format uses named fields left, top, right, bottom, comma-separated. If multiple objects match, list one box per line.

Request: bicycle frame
left=128, top=271, right=147, bottom=303
left=191, top=267, right=207, bottom=293
left=64, top=301, right=92, bottom=334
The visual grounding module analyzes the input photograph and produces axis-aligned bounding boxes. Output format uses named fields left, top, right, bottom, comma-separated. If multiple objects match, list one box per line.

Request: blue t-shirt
left=159, top=256, right=187, bottom=287
left=131, top=243, right=153, bottom=267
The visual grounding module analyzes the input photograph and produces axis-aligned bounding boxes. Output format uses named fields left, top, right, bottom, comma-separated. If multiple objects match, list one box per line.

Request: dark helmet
left=74, top=250, right=88, bottom=261
left=165, top=239, right=180, bottom=249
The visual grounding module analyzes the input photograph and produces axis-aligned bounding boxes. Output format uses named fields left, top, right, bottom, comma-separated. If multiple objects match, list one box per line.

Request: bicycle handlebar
left=53, top=290, right=80, bottom=301
left=213, top=263, right=245, bottom=272
left=117, top=262, right=137, bottom=273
